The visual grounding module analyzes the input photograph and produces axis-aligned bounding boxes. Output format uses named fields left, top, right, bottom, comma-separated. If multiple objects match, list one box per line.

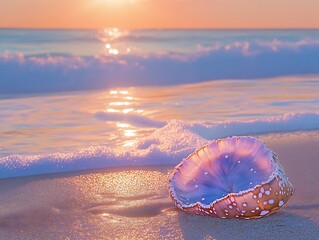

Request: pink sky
left=1, top=0, right=319, bottom=29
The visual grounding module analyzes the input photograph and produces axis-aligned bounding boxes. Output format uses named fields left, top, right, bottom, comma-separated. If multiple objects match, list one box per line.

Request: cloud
left=1, top=39, right=319, bottom=95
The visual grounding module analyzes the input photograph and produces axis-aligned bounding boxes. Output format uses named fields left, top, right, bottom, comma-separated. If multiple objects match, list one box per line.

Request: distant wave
left=1, top=113, right=319, bottom=179
left=1, top=39, right=319, bottom=95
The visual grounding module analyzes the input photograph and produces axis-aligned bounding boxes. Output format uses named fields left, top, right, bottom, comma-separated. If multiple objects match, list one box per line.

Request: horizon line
left=1, top=27, right=319, bottom=31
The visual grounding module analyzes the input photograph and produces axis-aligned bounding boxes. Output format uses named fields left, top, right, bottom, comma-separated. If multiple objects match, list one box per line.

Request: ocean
left=1, top=29, right=319, bottom=178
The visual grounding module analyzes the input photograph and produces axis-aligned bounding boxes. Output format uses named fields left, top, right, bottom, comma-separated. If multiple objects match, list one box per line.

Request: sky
left=0, top=0, right=319, bottom=29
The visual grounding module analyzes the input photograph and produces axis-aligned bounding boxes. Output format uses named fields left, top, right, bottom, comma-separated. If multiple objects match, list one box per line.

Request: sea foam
left=0, top=113, right=318, bottom=179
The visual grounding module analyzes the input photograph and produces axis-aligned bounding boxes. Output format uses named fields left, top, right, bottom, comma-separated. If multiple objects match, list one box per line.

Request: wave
left=1, top=39, right=319, bottom=95
left=1, top=113, right=318, bottom=179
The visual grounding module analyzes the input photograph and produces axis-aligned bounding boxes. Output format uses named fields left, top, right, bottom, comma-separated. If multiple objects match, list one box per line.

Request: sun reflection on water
left=106, top=108, right=120, bottom=113
left=117, top=123, right=130, bottom=128
left=108, top=48, right=119, bottom=55
left=109, top=102, right=130, bottom=106
left=110, top=90, right=128, bottom=95
left=106, top=89, right=146, bottom=148
left=122, top=108, right=134, bottom=114
left=123, top=141, right=136, bottom=147
left=98, top=28, right=131, bottom=56
left=124, top=129, right=136, bottom=137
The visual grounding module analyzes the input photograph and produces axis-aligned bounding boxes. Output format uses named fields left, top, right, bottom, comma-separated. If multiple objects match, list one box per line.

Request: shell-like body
left=169, top=136, right=294, bottom=219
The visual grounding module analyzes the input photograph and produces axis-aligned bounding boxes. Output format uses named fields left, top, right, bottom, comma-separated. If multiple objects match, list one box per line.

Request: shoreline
left=0, top=131, right=319, bottom=239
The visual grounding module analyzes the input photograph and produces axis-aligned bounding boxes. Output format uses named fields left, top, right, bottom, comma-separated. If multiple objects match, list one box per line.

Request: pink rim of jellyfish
left=169, top=136, right=294, bottom=219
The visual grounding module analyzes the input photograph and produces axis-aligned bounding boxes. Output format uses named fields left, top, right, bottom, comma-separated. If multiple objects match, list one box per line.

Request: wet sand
left=0, top=131, right=318, bottom=240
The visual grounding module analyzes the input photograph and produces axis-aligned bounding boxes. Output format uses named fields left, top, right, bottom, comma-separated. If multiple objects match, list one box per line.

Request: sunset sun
left=96, top=0, right=138, bottom=5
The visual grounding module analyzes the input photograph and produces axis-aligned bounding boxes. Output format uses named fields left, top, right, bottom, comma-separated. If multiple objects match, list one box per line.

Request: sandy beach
left=0, top=131, right=318, bottom=240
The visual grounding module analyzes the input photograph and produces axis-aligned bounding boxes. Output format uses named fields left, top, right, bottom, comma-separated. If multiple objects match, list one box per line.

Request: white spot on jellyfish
left=260, top=210, right=269, bottom=216
left=249, top=182, right=253, bottom=185
left=254, top=171, right=257, bottom=174
left=253, top=195, right=257, bottom=199
left=269, top=199, right=275, bottom=204
left=204, top=172, right=208, bottom=175
left=241, top=210, right=246, bottom=213
left=260, top=187, right=265, bottom=193
left=230, top=197, right=235, bottom=202
left=242, top=203, right=247, bottom=207
left=251, top=210, right=255, bottom=213
left=225, top=155, right=229, bottom=158
left=263, top=201, right=268, bottom=205
left=279, top=200, right=285, bottom=207
left=256, top=207, right=260, bottom=210
left=202, top=198, right=206, bottom=201
left=228, top=205, right=233, bottom=209
left=225, top=209, right=228, bottom=213
left=238, top=160, right=241, bottom=163
left=258, top=193, right=262, bottom=198
left=250, top=168, right=254, bottom=171
left=195, top=185, right=198, bottom=188
left=265, top=190, right=271, bottom=195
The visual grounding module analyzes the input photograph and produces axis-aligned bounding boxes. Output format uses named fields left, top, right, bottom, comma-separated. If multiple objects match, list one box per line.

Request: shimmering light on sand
left=105, top=43, right=111, bottom=49
left=126, top=96, right=133, bottom=100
